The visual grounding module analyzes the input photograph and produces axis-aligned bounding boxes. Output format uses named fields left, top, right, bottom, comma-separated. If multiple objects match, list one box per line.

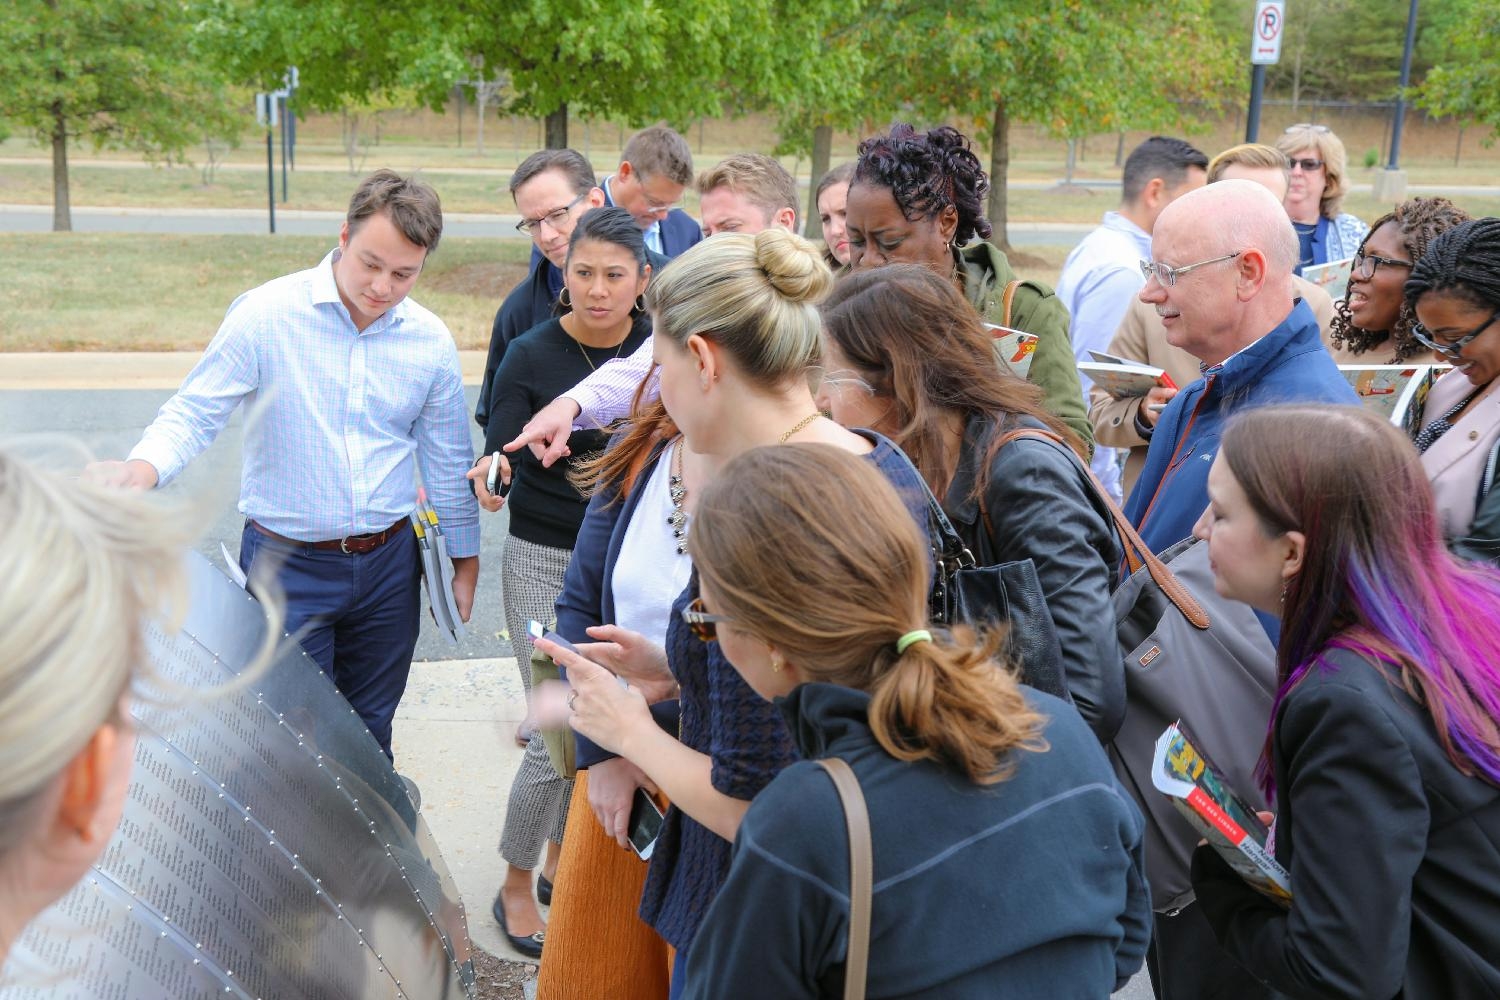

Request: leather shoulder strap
left=991, top=428, right=1210, bottom=629
left=816, top=757, right=872, bottom=1000
left=1001, top=278, right=1022, bottom=328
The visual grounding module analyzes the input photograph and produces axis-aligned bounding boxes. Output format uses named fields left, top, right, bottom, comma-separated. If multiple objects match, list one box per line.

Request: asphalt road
left=0, top=204, right=1096, bottom=247
left=0, top=385, right=515, bottom=664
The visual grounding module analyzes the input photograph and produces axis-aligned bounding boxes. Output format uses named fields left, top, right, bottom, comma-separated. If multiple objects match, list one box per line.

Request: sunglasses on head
left=682, top=597, right=734, bottom=642
left=1285, top=123, right=1331, bottom=134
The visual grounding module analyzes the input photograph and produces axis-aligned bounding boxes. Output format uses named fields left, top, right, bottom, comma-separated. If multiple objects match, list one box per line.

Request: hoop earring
left=559, top=287, right=572, bottom=309
left=634, top=294, right=646, bottom=314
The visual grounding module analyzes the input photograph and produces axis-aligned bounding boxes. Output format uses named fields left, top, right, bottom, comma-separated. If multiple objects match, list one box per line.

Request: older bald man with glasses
left=1125, top=180, right=1360, bottom=559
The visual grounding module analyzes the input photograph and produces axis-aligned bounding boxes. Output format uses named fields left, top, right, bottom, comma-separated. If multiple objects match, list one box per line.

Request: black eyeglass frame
left=515, top=192, right=588, bottom=235
left=1351, top=252, right=1415, bottom=280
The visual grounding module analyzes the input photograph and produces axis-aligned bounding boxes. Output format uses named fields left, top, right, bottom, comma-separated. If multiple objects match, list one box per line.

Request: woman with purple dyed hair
left=1188, top=403, right=1500, bottom=998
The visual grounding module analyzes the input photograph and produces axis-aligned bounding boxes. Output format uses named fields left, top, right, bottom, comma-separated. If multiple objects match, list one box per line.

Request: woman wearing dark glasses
left=1275, top=124, right=1368, bottom=276
left=1408, top=217, right=1500, bottom=563
left=1328, top=197, right=1470, bottom=362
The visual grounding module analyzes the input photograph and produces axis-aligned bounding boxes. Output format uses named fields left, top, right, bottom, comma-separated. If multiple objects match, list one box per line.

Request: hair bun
left=752, top=229, right=833, bottom=304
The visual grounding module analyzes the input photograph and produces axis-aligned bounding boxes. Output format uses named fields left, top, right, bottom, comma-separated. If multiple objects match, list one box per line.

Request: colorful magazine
left=984, top=324, right=1039, bottom=380
left=1303, top=256, right=1354, bottom=302
left=1152, top=722, right=1292, bottom=907
left=1338, top=364, right=1447, bottom=436
left=1078, top=359, right=1176, bottom=399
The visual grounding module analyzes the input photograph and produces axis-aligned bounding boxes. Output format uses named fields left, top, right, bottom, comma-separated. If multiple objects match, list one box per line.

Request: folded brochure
left=1338, top=364, right=1446, bottom=437
left=983, top=324, right=1039, bottom=381
left=411, top=490, right=466, bottom=645
left=1153, top=721, right=1291, bottom=906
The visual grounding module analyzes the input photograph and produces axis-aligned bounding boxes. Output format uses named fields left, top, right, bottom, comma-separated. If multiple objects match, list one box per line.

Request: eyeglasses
left=1288, top=158, right=1325, bottom=173
left=682, top=597, right=734, bottom=643
left=1285, top=124, right=1331, bottom=134
left=1410, top=310, right=1500, bottom=360
left=1139, top=251, right=1242, bottom=288
left=643, top=195, right=681, bottom=214
left=515, top=193, right=587, bottom=235
left=1351, top=252, right=1414, bottom=280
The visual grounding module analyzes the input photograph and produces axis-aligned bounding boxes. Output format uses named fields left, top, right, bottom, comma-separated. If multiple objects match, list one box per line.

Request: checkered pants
left=499, top=534, right=575, bottom=868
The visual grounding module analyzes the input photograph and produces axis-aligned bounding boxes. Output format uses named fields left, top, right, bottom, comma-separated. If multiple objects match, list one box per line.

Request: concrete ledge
left=0, top=350, right=490, bottom=389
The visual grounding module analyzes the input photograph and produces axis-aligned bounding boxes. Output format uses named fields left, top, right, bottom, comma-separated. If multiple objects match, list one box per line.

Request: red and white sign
left=1251, top=1, right=1284, bottom=66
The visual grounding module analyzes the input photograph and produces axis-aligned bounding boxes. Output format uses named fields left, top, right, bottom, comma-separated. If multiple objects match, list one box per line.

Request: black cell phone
left=628, top=788, right=665, bottom=860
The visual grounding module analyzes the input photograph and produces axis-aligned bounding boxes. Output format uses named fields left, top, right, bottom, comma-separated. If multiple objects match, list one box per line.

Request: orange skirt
left=536, top=771, right=674, bottom=1000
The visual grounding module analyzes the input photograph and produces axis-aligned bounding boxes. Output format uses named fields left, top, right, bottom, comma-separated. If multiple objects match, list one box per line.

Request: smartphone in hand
left=628, top=788, right=665, bottom=860
left=528, top=621, right=629, bottom=690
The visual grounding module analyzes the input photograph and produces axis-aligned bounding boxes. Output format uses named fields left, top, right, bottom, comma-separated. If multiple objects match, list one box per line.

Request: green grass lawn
left=0, top=231, right=1070, bottom=353
left=0, top=234, right=531, bottom=352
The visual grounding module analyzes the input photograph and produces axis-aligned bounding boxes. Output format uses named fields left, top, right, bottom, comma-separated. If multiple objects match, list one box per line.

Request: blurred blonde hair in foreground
left=0, top=440, right=277, bottom=965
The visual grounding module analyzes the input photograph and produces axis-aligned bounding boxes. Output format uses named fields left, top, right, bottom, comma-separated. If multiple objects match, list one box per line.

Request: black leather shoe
left=492, top=892, right=544, bottom=959
left=537, top=873, right=553, bottom=906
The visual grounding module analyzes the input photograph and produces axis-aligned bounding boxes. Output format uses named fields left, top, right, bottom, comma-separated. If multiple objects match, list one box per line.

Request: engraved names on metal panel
left=0, top=553, right=475, bottom=999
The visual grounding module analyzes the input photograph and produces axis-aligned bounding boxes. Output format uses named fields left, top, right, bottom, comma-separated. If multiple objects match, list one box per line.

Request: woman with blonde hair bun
left=679, top=445, right=1148, bottom=997
left=0, top=446, right=200, bottom=964
left=536, top=228, right=934, bottom=998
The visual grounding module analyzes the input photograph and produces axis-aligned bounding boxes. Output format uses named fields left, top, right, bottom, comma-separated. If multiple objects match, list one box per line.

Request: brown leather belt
left=250, top=518, right=408, bottom=555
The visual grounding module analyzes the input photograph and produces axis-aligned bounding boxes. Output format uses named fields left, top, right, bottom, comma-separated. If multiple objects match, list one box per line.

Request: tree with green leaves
left=860, top=0, right=1238, bottom=250
left=0, top=0, right=241, bottom=231
left=1418, top=0, right=1500, bottom=142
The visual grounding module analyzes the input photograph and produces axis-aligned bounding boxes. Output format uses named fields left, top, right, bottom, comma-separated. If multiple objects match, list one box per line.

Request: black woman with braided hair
left=1328, top=197, right=1471, bottom=363
left=843, top=124, right=1094, bottom=450
left=1408, top=217, right=1500, bottom=564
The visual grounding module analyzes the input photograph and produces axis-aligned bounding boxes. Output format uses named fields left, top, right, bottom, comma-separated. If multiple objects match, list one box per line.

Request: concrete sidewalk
left=393, top=655, right=538, bottom=966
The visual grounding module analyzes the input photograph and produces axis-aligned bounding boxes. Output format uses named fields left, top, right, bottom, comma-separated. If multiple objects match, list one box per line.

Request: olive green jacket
left=956, top=241, right=1093, bottom=454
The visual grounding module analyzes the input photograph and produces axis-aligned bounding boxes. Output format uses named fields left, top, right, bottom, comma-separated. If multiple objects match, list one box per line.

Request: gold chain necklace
left=779, top=412, right=822, bottom=442
left=564, top=314, right=629, bottom=372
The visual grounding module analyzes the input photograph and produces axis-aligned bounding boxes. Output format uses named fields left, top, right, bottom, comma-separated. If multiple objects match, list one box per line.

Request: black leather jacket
left=944, top=413, right=1125, bottom=741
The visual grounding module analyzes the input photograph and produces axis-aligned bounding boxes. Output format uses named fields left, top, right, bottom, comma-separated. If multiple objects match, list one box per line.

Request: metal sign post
left=1247, top=1, right=1285, bottom=142
left=255, top=92, right=279, bottom=234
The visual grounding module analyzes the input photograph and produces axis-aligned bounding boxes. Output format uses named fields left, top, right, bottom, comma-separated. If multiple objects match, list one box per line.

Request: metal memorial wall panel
left=0, top=553, right=475, bottom=999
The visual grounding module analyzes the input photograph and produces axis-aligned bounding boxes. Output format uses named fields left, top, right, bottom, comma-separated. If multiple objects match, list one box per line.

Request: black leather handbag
left=920, top=483, right=1071, bottom=702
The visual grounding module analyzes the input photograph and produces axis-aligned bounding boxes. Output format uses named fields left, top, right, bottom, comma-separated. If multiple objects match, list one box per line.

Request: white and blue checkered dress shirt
left=130, top=249, right=480, bottom=556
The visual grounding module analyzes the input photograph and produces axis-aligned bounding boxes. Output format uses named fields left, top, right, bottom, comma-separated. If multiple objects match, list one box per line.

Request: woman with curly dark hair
left=845, top=123, right=1093, bottom=449
left=1329, top=197, right=1470, bottom=363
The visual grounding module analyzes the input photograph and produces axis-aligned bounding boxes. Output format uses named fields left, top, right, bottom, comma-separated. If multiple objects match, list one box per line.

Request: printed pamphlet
left=1338, top=364, right=1447, bottom=436
left=1152, top=722, right=1292, bottom=907
left=984, top=324, right=1039, bottom=380
left=1077, top=357, right=1178, bottom=399
left=1303, top=256, right=1354, bottom=302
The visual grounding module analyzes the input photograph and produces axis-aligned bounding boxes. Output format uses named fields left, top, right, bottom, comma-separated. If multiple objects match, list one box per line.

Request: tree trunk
left=803, top=124, right=834, bottom=241
left=1064, top=138, right=1077, bottom=185
left=545, top=104, right=568, bottom=149
left=51, top=103, right=71, bottom=232
left=987, top=97, right=1010, bottom=252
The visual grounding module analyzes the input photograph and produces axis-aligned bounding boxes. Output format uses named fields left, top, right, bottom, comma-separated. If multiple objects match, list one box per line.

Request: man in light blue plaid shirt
left=91, top=170, right=479, bottom=759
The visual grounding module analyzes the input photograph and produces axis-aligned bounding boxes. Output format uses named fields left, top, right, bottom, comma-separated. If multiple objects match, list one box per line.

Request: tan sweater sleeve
left=1089, top=299, right=1155, bottom=449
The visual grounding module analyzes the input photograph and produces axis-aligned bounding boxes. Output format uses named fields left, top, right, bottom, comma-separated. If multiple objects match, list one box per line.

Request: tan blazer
left=1089, top=277, right=1338, bottom=499
left=1419, top=368, right=1500, bottom=540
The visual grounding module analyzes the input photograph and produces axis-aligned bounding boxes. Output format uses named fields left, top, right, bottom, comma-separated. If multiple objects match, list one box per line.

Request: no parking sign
left=1251, top=1, right=1285, bottom=65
